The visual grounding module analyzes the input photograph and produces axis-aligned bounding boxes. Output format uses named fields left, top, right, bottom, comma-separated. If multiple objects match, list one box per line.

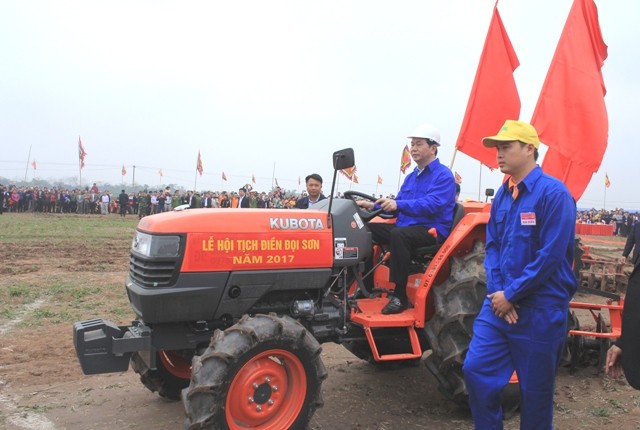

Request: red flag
left=400, top=145, right=411, bottom=174
left=533, top=0, right=608, bottom=200
left=604, top=173, right=610, bottom=188
left=252, top=174, right=256, bottom=184
left=340, top=166, right=357, bottom=181
left=455, top=171, right=462, bottom=184
left=31, top=160, right=37, bottom=170
left=78, top=136, right=87, bottom=169
left=222, top=171, right=227, bottom=181
left=455, top=4, right=520, bottom=169
left=122, top=165, right=127, bottom=176
left=377, top=175, right=383, bottom=185
left=159, top=169, right=163, bottom=177
left=196, top=150, right=203, bottom=176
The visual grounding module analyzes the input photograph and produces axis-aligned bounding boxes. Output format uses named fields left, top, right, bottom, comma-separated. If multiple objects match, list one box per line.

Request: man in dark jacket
left=118, top=190, right=129, bottom=217
left=294, top=174, right=326, bottom=209
left=606, top=263, right=640, bottom=389
left=622, top=220, right=640, bottom=267
left=238, top=188, right=251, bottom=208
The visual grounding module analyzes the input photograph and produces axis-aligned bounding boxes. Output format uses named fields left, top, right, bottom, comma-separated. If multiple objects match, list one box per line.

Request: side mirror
left=485, top=188, right=494, bottom=203
left=333, top=148, right=355, bottom=171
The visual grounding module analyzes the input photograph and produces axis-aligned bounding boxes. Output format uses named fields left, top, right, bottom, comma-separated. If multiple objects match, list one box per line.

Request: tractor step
left=350, top=298, right=422, bottom=361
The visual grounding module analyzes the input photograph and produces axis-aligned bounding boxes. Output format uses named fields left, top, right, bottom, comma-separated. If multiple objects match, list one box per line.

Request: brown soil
left=1, top=224, right=639, bottom=430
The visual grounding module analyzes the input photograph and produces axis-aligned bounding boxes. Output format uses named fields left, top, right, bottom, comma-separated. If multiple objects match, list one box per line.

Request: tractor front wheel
left=131, top=349, right=192, bottom=400
left=183, top=314, right=327, bottom=430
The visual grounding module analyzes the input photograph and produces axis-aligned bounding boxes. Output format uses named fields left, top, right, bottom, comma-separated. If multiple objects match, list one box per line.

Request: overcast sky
left=1, top=0, right=638, bottom=209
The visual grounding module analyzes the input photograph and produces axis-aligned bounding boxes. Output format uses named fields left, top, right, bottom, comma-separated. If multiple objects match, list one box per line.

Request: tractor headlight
left=131, top=232, right=180, bottom=258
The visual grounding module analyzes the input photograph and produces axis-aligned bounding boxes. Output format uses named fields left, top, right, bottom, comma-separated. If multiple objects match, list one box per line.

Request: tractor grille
left=129, top=254, right=179, bottom=287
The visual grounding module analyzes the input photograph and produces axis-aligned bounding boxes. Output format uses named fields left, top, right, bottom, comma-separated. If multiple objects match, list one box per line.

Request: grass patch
left=0, top=214, right=136, bottom=328
left=0, top=213, right=138, bottom=243
left=591, top=407, right=610, bottom=417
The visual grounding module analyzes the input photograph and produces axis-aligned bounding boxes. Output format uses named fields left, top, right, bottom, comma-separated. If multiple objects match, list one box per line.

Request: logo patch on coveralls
left=520, top=212, right=536, bottom=226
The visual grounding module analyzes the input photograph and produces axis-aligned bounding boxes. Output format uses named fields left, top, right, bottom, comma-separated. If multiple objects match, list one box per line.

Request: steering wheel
left=343, top=190, right=396, bottom=221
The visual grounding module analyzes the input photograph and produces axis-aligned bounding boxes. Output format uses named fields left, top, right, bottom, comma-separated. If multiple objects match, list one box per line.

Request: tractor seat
left=412, top=203, right=465, bottom=259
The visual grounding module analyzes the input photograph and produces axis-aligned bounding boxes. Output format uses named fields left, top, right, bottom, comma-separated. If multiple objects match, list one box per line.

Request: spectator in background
left=100, top=191, right=110, bottom=215
left=118, top=189, right=129, bottom=217
left=295, top=174, right=326, bottom=209
left=220, top=192, right=231, bottom=208
left=238, top=188, right=250, bottom=208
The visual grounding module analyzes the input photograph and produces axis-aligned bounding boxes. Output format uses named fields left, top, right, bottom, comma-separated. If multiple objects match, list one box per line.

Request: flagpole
left=478, top=162, right=482, bottom=201
left=271, top=161, right=276, bottom=189
left=603, top=183, right=606, bottom=211
left=194, top=169, right=198, bottom=192
left=78, top=142, right=82, bottom=188
left=24, top=144, right=32, bottom=182
left=132, top=165, right=136, bottom=187
left=449, top=148, right=458, bottom=170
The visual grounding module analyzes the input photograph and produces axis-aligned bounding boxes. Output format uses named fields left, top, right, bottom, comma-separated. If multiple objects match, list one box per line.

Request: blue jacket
left=485, top=166, right=577, bottom=309
left=383, top=158, right=456, bottom=241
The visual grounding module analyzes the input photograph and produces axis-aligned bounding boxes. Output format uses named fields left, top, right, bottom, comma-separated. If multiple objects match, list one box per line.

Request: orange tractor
left=73, top=148, right=513, bottom=429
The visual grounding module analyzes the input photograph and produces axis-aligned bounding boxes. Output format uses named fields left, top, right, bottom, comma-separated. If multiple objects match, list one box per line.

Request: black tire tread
left=425, top=241, right=486, bottom=404
left=183, top=313, right=327, bottom=430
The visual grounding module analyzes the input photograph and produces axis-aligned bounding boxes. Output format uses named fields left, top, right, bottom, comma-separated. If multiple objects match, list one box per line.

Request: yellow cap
left=482, top=120, right=540, bottom=149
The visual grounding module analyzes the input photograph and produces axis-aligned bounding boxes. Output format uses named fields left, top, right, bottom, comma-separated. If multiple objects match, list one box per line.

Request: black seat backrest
left=451, top=202, right=465, bottom=231
left=412, top=202, right=465, bottom=258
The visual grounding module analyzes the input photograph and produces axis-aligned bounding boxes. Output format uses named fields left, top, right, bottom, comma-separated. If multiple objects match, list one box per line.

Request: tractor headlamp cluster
left=131, top=231, right=180, bottom=258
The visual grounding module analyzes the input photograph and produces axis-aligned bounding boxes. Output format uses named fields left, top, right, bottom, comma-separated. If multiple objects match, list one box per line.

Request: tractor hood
left=137, top=208, right=334, bottom=272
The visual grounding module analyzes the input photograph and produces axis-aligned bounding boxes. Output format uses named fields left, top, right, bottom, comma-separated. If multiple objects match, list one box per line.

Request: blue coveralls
left=463, top=166, right=577, bottom=430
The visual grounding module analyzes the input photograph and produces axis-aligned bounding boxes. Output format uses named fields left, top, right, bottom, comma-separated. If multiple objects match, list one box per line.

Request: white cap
left=408, top=123, right=441, bottom=146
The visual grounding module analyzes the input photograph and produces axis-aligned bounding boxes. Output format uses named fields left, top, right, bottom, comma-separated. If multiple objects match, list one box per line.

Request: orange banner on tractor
left=182, top=216, right=333, bottom=272
left=183, top=230, right=333, bottom=272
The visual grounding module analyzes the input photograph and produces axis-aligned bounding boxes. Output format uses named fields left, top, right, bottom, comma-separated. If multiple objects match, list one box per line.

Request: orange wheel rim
left=226, top=349, right=307, bottom=430
left=158, top=350, right=191, bottom=380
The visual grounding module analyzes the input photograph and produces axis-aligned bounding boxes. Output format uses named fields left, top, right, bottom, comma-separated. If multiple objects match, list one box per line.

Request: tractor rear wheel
left=131, top=349, right=192, bottom=400
left=424, top=241, right=486, bottom=404
left=183, top=313, right=327, bottom=430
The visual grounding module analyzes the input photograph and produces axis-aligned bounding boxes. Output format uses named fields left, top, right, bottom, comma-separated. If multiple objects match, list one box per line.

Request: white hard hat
left=408, top=123, right=441, bottom=146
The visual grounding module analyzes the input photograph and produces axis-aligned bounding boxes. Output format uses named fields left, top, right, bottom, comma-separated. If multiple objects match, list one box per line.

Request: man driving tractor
left=357, top=122, right=457, bottom=314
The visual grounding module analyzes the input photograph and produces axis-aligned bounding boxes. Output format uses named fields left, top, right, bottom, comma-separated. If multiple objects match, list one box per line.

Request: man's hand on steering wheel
left=343, top=190, right=396, bottom=221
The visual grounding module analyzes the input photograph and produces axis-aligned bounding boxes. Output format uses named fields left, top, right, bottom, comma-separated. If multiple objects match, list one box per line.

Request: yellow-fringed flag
left=222, top=172, right=227, bottom=181
left=455, top=171, right=462, bottom=184
left=159, top=169, right=163, bottom=177
left=78, top=137, right=87, bottom=169
left=377, top=175, right=383, bottom=185
left=196, top=151, right=204, bottom=176
left=122, top=165, right=127, bottom=176
left=252, top=174, right=256, bottom=184
left=400, top=145, right=411, bottom=173
left=340, top=166, right=357, bottom=181
left=605, top=173, right=610, bottom=188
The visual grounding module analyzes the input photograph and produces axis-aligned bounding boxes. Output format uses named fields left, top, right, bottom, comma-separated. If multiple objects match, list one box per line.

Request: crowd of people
left=0, top=182, right=334, bottom=217
left=576, top=208, right=639, bottom=236
left=1, top=182, right=638, bottom=231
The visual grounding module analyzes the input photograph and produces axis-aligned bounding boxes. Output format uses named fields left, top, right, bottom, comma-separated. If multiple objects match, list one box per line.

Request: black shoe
left=381, top=296, right=406, bottom=315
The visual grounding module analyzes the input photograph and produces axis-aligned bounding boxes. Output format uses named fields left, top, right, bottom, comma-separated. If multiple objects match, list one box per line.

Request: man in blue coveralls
left=357, top=123, right=456, bottom=314
left=463, top=120, right=577, bottom=429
